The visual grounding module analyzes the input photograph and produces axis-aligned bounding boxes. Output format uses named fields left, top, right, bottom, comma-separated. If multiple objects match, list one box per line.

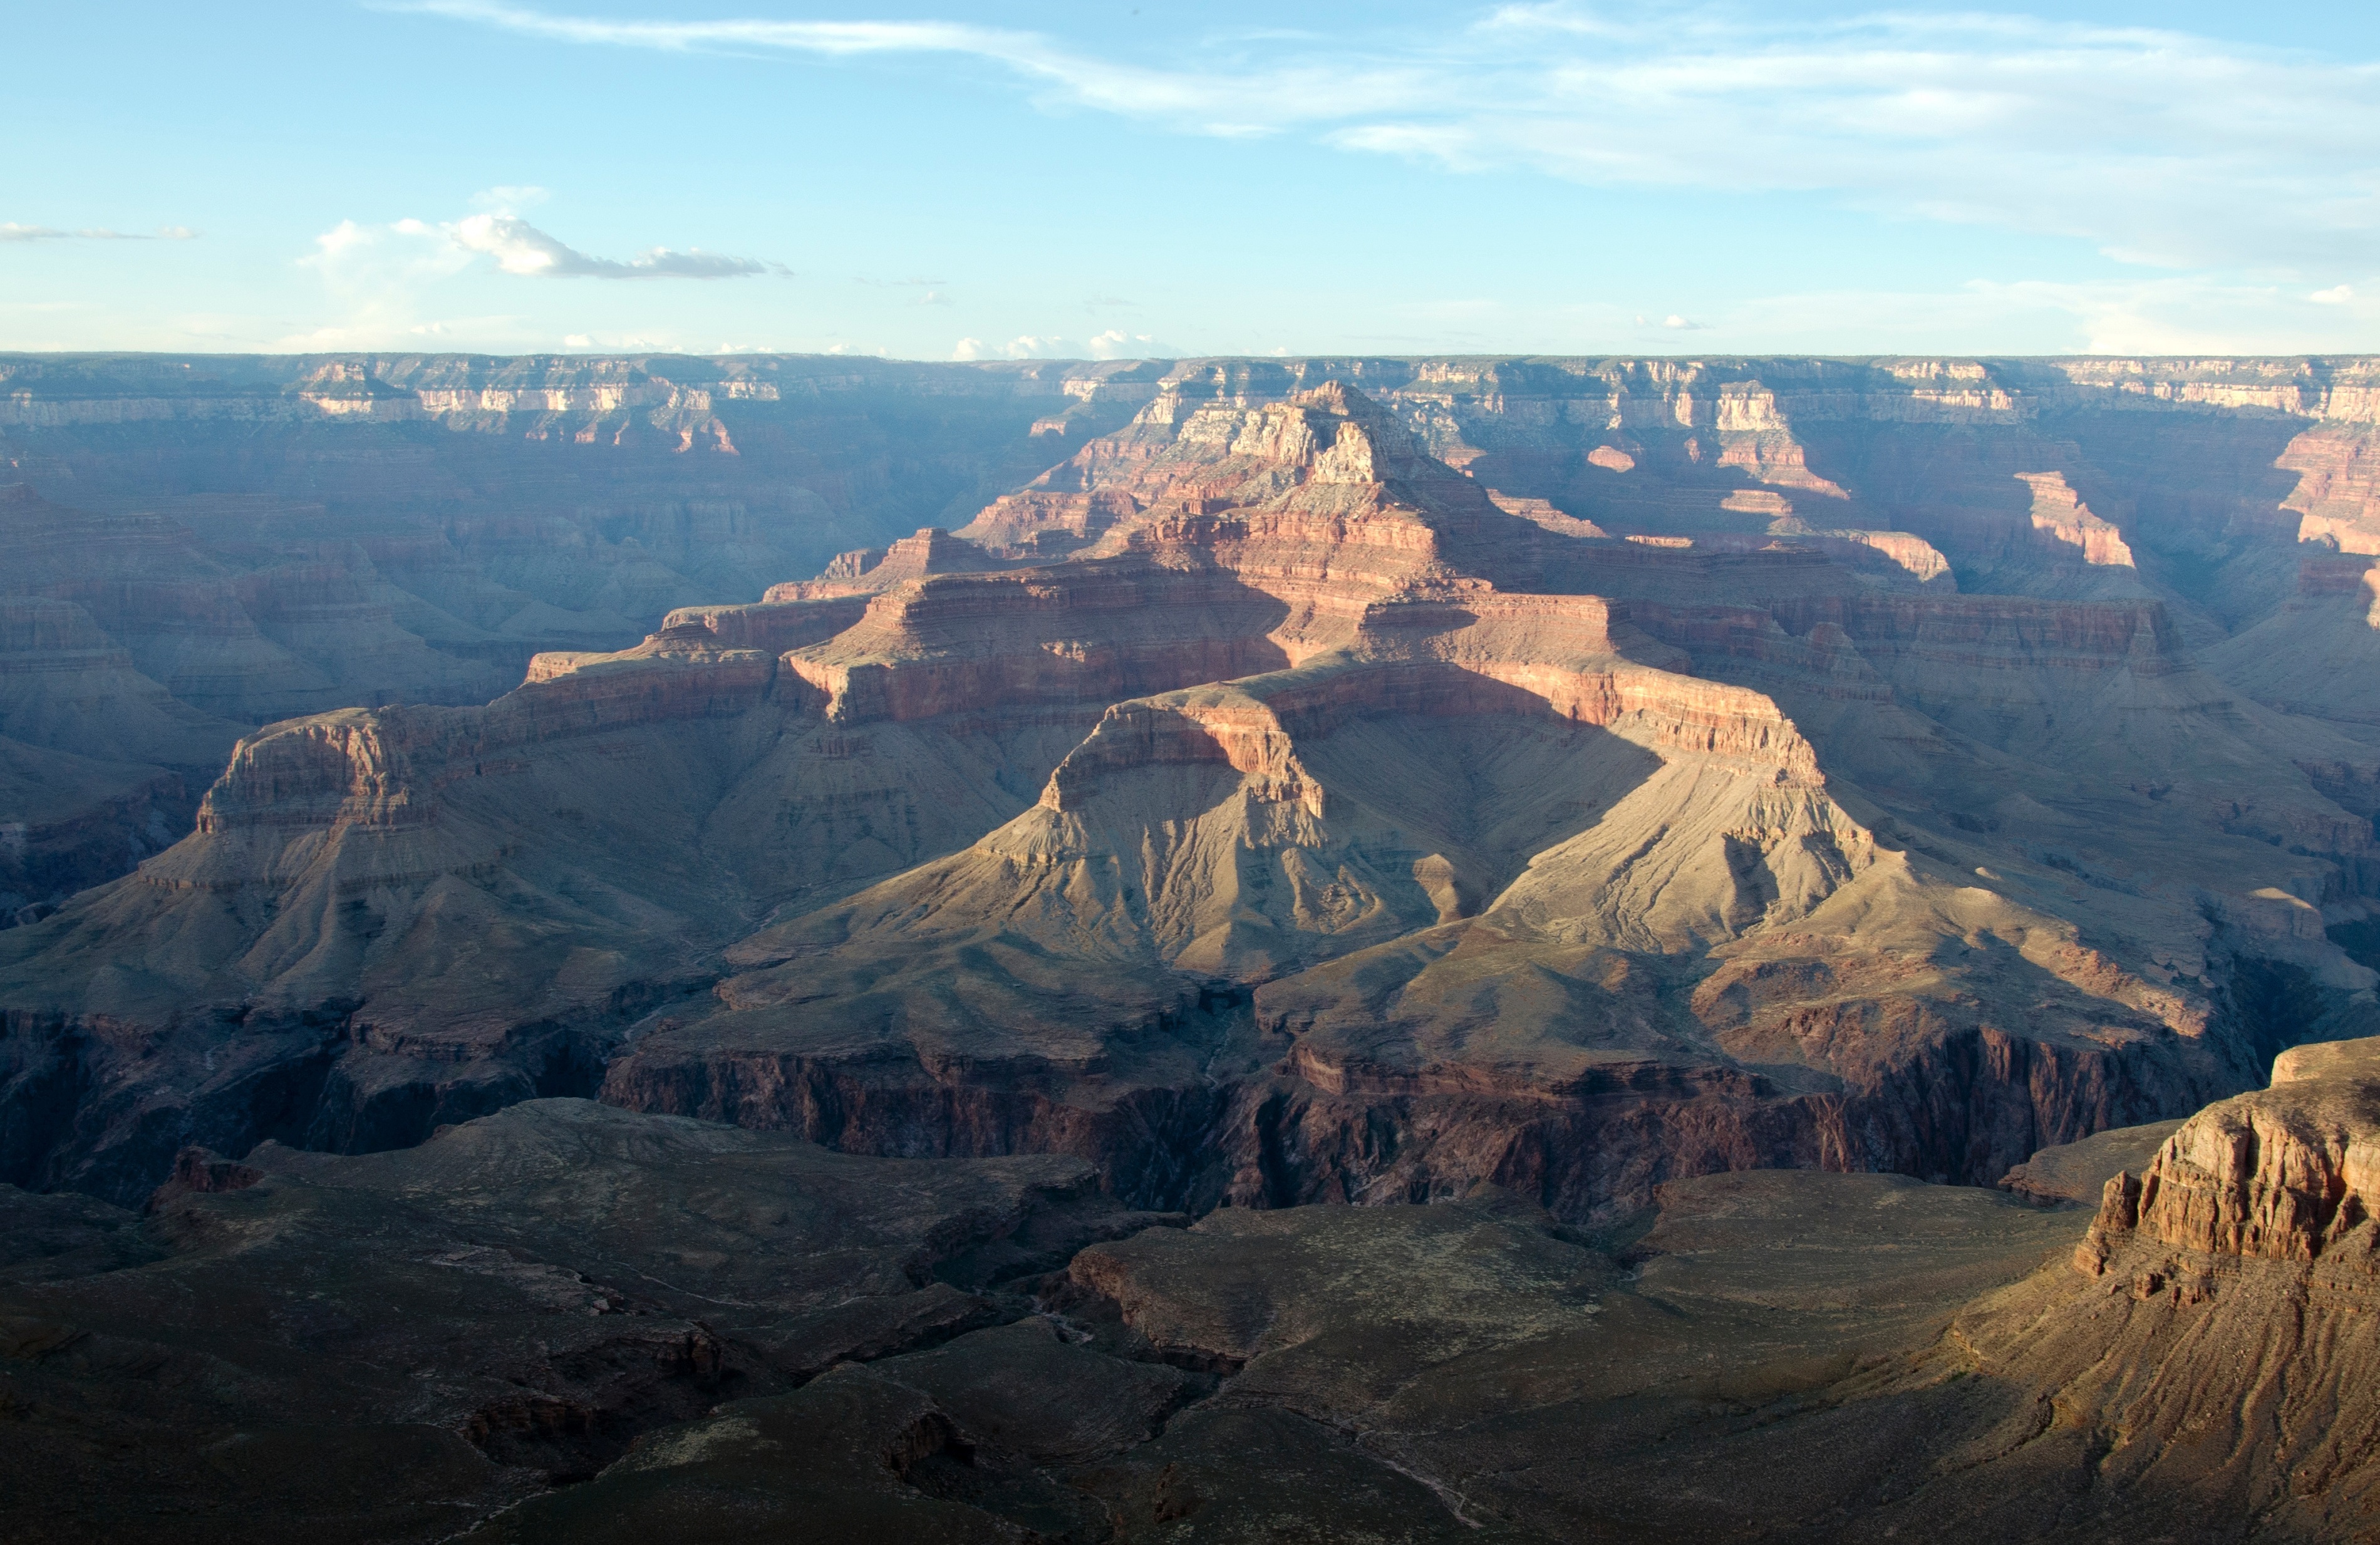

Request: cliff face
left=18, top=351, right=2380, bottom=1539
left=8, top=356, right=2380, bottom=1225
left=1846, top=1035, right=2380, bottom=1539
left=2075, top=1035, right=2380, bottom=1266
left=583, top=376, right=2379, bottom=1223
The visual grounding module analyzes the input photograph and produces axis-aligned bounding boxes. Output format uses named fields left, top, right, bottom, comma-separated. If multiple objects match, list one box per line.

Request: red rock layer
left=782, top=562, right=1293, bottom=724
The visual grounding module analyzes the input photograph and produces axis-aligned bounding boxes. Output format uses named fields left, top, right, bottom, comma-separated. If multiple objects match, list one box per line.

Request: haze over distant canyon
left=11, top=348, right=2380, bottom=1542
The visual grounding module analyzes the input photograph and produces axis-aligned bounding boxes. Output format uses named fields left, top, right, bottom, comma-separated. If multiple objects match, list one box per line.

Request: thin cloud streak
left=3, top=224, right=196, bottom=242
left=390, top=0, right=1444, bottom=134
left=401, top=0, right=2380, bottom=273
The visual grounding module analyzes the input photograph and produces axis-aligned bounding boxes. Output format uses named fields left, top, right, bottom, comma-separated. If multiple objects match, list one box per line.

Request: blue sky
left=6, top=1, right=2379, bottom=357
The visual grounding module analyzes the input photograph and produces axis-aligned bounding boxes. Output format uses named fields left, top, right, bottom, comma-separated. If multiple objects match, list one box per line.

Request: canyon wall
left=6, top=356, right=2380, bottom=1223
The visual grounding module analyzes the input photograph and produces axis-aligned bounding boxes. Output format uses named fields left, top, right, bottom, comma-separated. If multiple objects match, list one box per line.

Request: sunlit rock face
left=2, top=353, right=2378, bottom=1224
left=13, top=351, right=2380, bottom=1539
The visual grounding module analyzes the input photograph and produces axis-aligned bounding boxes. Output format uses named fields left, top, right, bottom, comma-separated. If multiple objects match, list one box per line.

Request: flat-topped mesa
left=1352, top=589, right=1647, bottom=668
left=767, top=527, right=1012, bottom=601
left=780, top=562, right=1294, bottom=725
left=656, top=595, right=871, bottom=655
left=144, top=637, right=772, bottom=890
left=2077, top=1036, right=2380, bottom=1274
left=956, top=488, right=1144, bottom=559
left=1529, top=534, right=1913, bottom=612
left=1034, top=653, right=1604, bottom=820
left=194, top=708, right=438, bottom=834
left=1672, top=529, right=1956, bottom=592
left=508, top=635, right=773, bottom=736
left=1812, top=529, right=1955, bottom=587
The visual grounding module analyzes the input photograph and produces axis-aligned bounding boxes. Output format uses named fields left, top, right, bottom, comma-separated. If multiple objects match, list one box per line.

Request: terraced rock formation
left=7, top=361, right=2380, bottom=1229
left=11, top=344, right=2380, bottom=1533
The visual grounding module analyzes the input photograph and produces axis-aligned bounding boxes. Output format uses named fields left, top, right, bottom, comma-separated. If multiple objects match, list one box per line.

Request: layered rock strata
left=7, top=364, right=2380, bottom=1229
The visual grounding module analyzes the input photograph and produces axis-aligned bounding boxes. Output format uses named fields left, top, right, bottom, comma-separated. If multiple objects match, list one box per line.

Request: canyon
left=7, top=350, right=2380, bottom=1539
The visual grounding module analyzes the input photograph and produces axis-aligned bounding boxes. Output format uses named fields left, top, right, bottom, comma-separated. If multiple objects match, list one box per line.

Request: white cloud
left=448, top=212, right=768, bottom=279
left=951, top=332, right=1176, bottom=360
left=1661, top=314, right=1704, bottom=330
left=284, top=218, right=482, bottom=346
left=401, top=0, right=2380, bottom=275
left=2314, top=284, right=2357, bottom=305
left=1087, top=328, right=1178, bottom=359
left=282, top=195, right=775, bottom=349
left=2, top=224, right=196, bottom=242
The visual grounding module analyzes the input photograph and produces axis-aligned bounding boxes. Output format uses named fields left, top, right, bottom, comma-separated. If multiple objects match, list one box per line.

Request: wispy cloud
left=3, top=224, right=196, bottom=242
left=388, top=0, right=1422, bottom=135
left=398, top=0, right=2380, bottom=274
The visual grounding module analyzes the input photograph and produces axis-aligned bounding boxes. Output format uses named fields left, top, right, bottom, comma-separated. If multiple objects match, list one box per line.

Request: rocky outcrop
left=1871, top=1033, right=2380, bottom=1539
left=2075, top=1035, right=2380, bottom=1268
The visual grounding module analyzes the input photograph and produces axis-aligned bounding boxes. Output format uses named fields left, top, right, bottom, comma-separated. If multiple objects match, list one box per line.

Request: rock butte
left=6, top=351, right=2380, bottom=1537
